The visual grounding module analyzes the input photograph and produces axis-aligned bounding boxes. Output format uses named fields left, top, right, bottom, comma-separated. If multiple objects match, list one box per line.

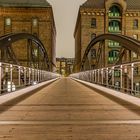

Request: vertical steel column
left=101, top=68, right=104, bottom=85
left=95, top=70, right=97, bottom=83
left=38, top=69, right=40, bottom=82
left=18, top=66, right=21, bottom=87
left=112, top=67, right=115, bottom=88
left=28, top=68, right=31, bottom=85
left=35, top=69, right=37, bottom=82
left=106, top=68, right=108, bottom=86
left=10, top=64, right=13, bottom=92
left=24, top=67, right=26, bottom=86
left=131, top=63, right=134, bottom=93
left=32, top=68, right=34, bottom=83
left=120, top=65, right=123, bottom=89
left=98, top=69, right=100, bottom=84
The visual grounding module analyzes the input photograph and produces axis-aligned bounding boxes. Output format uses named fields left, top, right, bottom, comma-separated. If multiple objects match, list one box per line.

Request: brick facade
left=0, top=1, right=56, bottom=71
left=74, top=0, right=140, bottom=72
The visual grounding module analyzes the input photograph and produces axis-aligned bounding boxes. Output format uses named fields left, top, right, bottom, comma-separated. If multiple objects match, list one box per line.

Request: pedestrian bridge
left=0, top=33, right=140, bottom=139
left=0, top=77, right=140, bottom=139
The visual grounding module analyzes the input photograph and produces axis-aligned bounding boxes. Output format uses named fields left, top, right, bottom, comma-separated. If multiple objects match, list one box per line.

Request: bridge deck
left=0, top=78, right=140, bottom=140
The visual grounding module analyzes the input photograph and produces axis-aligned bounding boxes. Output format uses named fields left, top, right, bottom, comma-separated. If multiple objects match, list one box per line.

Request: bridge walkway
left=0, top=78, right=140, bottom=140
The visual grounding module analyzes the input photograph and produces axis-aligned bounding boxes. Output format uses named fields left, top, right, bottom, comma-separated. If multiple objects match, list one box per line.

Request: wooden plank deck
left=0, top=78, right=140, bottom=140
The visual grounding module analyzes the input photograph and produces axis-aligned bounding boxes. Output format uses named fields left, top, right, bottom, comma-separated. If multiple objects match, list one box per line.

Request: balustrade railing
left=70, top=62, right=140, bottom=96
left=0, top=62, right=60, bottom=94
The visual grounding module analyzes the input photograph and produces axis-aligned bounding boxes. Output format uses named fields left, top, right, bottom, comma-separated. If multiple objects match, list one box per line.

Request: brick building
left=74, top=0, right=140, bottom=72
left=0, top=0, right=56, bottom=71
left=56, top=58, right=75, bottom=76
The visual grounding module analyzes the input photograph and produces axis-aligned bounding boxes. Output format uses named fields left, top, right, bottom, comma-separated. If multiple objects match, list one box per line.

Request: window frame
left=91, top=18, right=96, bottom=28
left=5, top=17, right=12, bottom=26
left=133, top=19, right=138, bottom=29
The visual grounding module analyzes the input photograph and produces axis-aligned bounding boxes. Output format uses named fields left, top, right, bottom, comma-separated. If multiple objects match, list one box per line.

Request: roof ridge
left=0, top=0, right=51, bottom=7
left=81, top=0, right=140, bottom=10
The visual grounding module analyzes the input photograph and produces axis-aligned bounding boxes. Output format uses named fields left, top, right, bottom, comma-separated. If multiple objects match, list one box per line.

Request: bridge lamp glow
left=33, top=81, right=37, bottom=85
left=7, top=81, right=16, bottom=92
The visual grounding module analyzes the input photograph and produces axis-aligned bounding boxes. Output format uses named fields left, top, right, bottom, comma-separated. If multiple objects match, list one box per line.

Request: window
left=33, top=48, right=38, bottom=57
left=32, top=18, right=38, bottom=27
left=133, top=34, right=138, bottom=40
left=108, top=5, right=121, bottom=17
left=132, top=52, right=138, bottom=58
left=114, top=70, right=120, bottom=77
left=134, top=67, right=139, bottom=75
left=108, top=50, right=119, bottom=63
left=91, top=48, right=96, bottom=58
left=108, top=40, right=120, bottom=47
left=133, top=19, right=138, bottom=29
left=132, top=34, right=138, bottom=58
left=5, top=18, right=11, bottom=26
left=108, top=20, right=121, bottom=32
left=91, top=18, right=96, bottom=28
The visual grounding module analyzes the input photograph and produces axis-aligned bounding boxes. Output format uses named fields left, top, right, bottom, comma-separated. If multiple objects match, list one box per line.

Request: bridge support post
left=97, top=69, right=100, bottom=84
left=94, top=70, right=97, bottom=83
left=106, top=68, right=108, bottom=87
left=0, top=63, right=1, bottom=94
left=112, top=67, right=115, bottom=88
left=10, top=64, right=13, bottom=92
left=32, top=68, right=34, bottom=83
left=18, top=66, right=21, bottom=87
left=24, top=67, right=26, bottom=86
left=131, top=63, right=134, bottom=94
left=28, top=68, right=31, bottom=85
left=120, top=65, right=123, bottom=90
left=101, top=69, right=104, bottom=85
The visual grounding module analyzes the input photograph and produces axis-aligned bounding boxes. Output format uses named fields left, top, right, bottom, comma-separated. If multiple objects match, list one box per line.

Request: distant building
left=74, top=0, right=140, bottom=72
left=0, top=0, right=56, bottom=71
left=56, top=58, right=75, bottom=76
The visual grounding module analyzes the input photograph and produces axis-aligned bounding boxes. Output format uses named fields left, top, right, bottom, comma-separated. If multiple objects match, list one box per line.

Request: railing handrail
left=0, top=62, right=60, bottom=94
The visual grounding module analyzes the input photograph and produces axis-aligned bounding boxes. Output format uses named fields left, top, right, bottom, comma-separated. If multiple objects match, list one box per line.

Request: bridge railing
left=70, top=62, right=140, bottom=96
left=0, top=62, right=60, bottom=94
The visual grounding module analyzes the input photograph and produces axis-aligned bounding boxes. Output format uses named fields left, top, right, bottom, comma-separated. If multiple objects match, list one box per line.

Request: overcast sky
left=47, top=0, right=86, bottom=58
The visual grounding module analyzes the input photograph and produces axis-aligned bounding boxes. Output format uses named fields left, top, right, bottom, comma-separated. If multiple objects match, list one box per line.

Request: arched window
left=108, top=50, right=119, bottom=63
left=108, top=20, right=121, bottom=32
left=109, top=5, right=121, bottom=17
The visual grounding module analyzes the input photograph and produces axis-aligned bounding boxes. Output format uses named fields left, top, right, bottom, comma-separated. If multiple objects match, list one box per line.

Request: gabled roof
left=81, top=0, right=140, bottom=10
left=0, top=0, right=51, bottom=8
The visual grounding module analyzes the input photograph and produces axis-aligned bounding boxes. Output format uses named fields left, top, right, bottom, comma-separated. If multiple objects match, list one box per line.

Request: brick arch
left=105, top=0, right=127, bottom=12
